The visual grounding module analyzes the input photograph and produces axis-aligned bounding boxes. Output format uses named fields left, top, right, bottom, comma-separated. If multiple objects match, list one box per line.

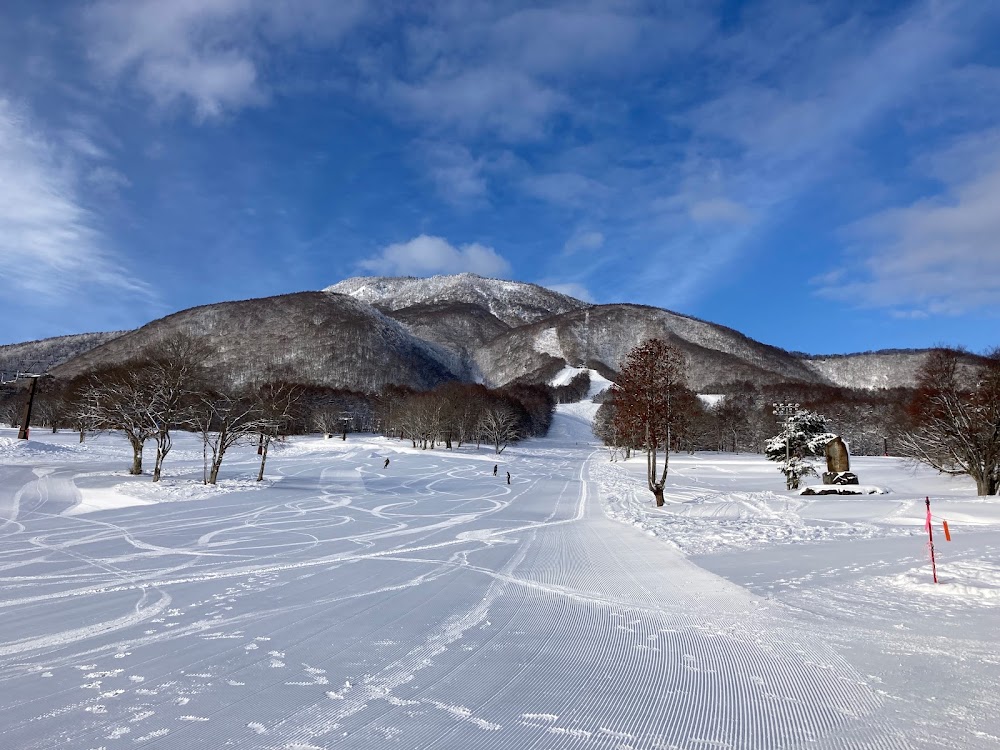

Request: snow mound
left=0, top=436, right=75, bottom=461
left=881, top=561, right=1000, bottom=605
left=69, top=476, right=278, bottom=515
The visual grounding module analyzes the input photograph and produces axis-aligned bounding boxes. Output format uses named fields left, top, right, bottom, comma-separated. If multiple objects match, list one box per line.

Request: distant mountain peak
left=326, top=273, right=588, bottom=327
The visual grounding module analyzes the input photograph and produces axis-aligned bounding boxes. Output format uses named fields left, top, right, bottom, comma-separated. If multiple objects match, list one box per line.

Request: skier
left=383, top=458, right=390, bottom=469
left=506, top=471, right=511, bottom=485
left=493, top=464, right=498, bottom=476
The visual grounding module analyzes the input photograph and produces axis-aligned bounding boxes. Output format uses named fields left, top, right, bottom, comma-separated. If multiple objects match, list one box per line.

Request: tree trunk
left=153, top=447, right=165, bottom=482
left=975, top=474, right=999, bottom=496
left=79, top=429, right=85, bottom=443
left=129, top=440, right=144, bottom=475
left=208, top=457, right=223, bottom=485
left=653, top=485, right=664, bottom=507
left=152, top=432, right=170, bottom=482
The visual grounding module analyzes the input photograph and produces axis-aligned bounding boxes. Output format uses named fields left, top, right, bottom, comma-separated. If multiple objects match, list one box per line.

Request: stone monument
left=823, top=436, right=859, bottom=485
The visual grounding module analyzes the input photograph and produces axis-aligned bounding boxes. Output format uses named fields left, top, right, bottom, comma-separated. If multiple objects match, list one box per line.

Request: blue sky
left=1, top=0, right=999, bottom=355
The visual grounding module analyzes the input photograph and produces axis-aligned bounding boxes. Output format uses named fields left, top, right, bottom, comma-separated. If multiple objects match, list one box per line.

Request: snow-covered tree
left=765, top=410, right=837, bottom=490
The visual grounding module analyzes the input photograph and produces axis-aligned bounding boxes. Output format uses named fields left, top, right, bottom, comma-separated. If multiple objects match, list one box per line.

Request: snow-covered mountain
left=0, top=331, right=129, bottom=379
left=795, top=350, right=971, bottom=390
left=327, top=273, right=587, bottom=327
left=50, top=292, right=460, bottom=390
left=471, top=304, right=822, bottom=390
left=19, top=274, right=963, bottom=393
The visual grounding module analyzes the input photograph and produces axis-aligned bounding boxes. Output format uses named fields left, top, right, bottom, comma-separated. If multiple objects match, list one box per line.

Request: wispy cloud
left=375, top=4, right=704, bottom=142
left=686, top=198, right=754, bottom=226
left=0, top=97, right=151, bottom=303
left=358, top=235, right=512, bottom=277
left=816, top=129, right=1000, bottom=316
left=607, top=0, right=992, bottom=307
left=563, top=231, right=604, bottom=254
left=544, top=281, right=594, bottom=303
left=522, top=171, right=608, bottom=208
left=415, top=141, right=489, bottom=205
left=83, top=0, right=367, bottom=120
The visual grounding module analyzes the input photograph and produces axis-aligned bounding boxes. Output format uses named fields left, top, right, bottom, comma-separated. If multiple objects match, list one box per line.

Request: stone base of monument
left=822, top=471, right=859, bottom=485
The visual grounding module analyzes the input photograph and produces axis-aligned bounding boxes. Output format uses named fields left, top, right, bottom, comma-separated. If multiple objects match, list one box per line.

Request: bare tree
left=145, top=334, right=210, bottom=482
left=713, top=394, right=753, bottom=453
left=611, top=339, right=689, bottom=507
left=593, top=399, right=629, bottom=461
left=190, top=388, right=264, bottom=485
left=898, top=348, right=1000, bottom=496
left=0, top=394, right=19, bottom=428
left=311, top=406, right=343, bottom=439
left=79, top=362, right=158, bottom=475
left=253, top=381, right=299, bottom=482
left=478, top=404, right=519, bottom=455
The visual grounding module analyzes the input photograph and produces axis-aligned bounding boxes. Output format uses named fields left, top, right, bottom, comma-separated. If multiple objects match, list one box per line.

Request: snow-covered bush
left=765, top=410, right=837, bottom=490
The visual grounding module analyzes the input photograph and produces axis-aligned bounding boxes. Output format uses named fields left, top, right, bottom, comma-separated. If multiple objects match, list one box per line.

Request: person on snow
left=506, top=471, right=511, bottom=485
left=383, top=458, right=390, bottom=469
left=493, top=464, right=498, bottom=476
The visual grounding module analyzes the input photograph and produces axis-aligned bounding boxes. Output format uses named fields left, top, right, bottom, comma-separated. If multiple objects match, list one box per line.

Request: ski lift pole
left=17, top=375, right=41, bottom=440
left=925, top=496, right=938, bottom=584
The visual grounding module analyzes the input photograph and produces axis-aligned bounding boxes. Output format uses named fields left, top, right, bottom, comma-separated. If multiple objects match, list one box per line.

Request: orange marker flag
left=942, top=520, right=951, bottom=542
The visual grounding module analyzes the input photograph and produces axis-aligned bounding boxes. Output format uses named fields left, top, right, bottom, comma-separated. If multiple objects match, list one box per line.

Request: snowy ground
left=0, top=403, right=997, bottom=748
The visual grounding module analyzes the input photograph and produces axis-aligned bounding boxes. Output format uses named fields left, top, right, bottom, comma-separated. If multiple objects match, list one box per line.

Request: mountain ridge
left=11, top=274, right=975, bottom=392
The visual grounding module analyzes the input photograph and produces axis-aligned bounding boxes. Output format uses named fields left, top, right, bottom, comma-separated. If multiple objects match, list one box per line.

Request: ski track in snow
left=0, top=420, right=996, bottom=748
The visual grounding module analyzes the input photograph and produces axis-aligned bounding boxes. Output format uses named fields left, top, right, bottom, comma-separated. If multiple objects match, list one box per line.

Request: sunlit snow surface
left=0, top=411, right=998, bottom=749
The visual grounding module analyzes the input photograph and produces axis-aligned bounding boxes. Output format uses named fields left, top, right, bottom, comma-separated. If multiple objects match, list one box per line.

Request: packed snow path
left=2, top=415, right=914, bottom=749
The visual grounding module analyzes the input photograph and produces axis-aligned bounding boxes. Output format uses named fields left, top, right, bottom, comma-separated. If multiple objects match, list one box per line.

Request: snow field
left=0, top=413, right=997, bottom=748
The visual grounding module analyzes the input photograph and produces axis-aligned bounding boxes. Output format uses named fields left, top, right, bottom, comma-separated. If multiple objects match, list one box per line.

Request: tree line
left=0, top=333, right=555, bottom=482
left=595, top=339, right=1000, bottom=500
left=4, top=333, right=996, bottom=497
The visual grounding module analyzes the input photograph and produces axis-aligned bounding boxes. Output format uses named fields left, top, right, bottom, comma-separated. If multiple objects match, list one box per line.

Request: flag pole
left=925, top=497, right=938, bottom=584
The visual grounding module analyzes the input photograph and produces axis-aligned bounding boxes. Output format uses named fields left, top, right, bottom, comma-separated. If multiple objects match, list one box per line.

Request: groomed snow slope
left=0, top=417, right=997, bottom=748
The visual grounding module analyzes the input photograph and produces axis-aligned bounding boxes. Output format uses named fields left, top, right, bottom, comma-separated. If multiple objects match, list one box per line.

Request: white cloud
left=85, top=165, right=132, bottom=195
left=522, top=171, right=607, bottom=208
left=417, top=141, right=489, bottom=205
left=376, top=4, right=709, bottom=142
left=83, top=0, right=366, bottom=120
left=544, top=282, right=594, bottom=302
left=563, top=231, right=604, bottom=254
left=388, top=68, right=566, bottom=141
left=0, top=98, right=150, bottom=302
left=687, top=198, right=754, bottom=226
left=816, top=131, right=1000, bottom=315
left=359, top=235, right=512, bottom=277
